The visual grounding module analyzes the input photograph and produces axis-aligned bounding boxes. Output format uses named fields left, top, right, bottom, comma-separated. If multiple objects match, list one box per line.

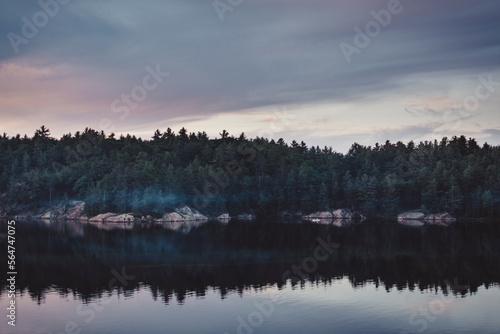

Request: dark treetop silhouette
left=0, top=126, right=499, bottom=218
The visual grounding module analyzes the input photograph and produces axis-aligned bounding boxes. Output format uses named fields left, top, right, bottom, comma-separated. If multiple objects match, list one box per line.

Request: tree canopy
left=0, top=126, right=499, bottom=218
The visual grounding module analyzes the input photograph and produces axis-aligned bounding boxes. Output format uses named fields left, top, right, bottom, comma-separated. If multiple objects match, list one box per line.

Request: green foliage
left=0, top=127, right=499, bottom=218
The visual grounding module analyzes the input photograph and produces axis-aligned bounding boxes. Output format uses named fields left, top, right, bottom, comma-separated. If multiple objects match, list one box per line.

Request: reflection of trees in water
left=0, top=219, right=499, bottom=304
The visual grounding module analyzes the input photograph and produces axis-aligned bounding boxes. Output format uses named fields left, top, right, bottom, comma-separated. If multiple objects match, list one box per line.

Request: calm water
left=1, top=218, right=500, bottom=333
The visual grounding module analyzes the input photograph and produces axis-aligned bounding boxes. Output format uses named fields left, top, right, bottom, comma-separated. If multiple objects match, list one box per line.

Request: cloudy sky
left=0, top=0, right=499, bottom=152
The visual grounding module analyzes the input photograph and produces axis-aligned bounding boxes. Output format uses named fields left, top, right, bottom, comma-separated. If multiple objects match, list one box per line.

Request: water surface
left=1, top=218, right=499, bottom=333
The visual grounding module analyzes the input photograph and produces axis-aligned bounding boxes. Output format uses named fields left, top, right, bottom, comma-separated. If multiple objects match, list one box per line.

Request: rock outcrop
left=302, top=208, right=365, bottom=222
left=306, top=211, right=333, bottom=219
left=89, top=213, right=118, bottom=223
left=397, top=211, right=456, bottom=225
left=64, top=201, right=86, bottom=220
left=217, top=213, right=231, bottom=221
left=156, top=206, right=208, bottom=222
left=424, top=212, right=456, bottom=223
left=157, top=212, right=185, bottom=222
left=105, top=214, right=134, bottom=222
left=88, top=213, right=134, bottom=223
left=176, top=205, right=208, bottom=220
left=40, top=201, right=87, bottom=221
left=41, top=211, right=53, bottom=220
left=397, top=211, right=425, bottom=221
left=305, top=217, right=353, bottom=227
left=333, top=209, right=365, bottom=220
left=34, top=201, right=211, bottom=224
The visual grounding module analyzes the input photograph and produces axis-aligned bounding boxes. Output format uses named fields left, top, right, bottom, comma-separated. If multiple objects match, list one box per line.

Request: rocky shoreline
left=9, top=200, right=253, bottom=223
left=302, top=208, right=366, bottom=222
left=397, top=210, right=456, bottom=226
left=4, top=201, right=457, bottom=227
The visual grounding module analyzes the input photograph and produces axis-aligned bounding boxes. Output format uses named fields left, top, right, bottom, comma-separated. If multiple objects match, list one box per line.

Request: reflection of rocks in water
left=431, top=220, right=454, bottom=226
left=155, top=219, right=208, bottom=233
left=217, top=213, right=231, bottom=223
left=42, top=219, right=85, bottom=237
left=305, top=218, right=330, bottom=224
left=85, top=218, right=212, bottom=233
left=425, top=213, right=456, bottom=224
left=3, top=218, right=500, bottom=305
left=304, top=218, right=352, bottom=227
left=88, top=221, right=135, bottom=231
left=397, top=219, right=425, bottom=227
left=237, top=213, right=256, bottom=220
left=332, top=219, right=352, bottom=227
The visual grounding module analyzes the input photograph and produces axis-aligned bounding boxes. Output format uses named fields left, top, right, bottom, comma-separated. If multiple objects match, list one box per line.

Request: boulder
left=40, top=201, right=86, bottom=220
left=217, top=213, right=231, bottom=221
left=41, top=211, right=53, bottom=220
left=40, top=208, right=64, bottom=220
left=397, top=211, right=425, bottom=221
left=64, top=201, right=85, bottom=220
left=176, top=205, right=208, bottom=220
left=89, top=213, right=117, bottom=223
left=397, top=211, right=456, bottom=226
left=157, top=212, right=185, bottom=222
left=332, top=209, right=361, bottom=220
left=77, top=215, right=89, bottom=222
left=303, top=218, right=352, bottom=227
left=302, top=211, right=333, bottom=220
left=155, top=206, right=208, bottom=222
left=425, top=212, right=456, bottom=224
left=106, top=214, right=134, bottom=222
left=303, top=209, right=365, bottom=221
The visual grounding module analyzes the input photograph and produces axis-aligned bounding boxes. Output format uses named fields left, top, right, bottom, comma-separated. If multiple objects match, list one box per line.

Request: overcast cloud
left=0, top=0, right=499, bottom=152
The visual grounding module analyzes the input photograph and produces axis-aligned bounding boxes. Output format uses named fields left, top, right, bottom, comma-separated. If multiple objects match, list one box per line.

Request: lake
left=1, top=218, right=500, bottom=333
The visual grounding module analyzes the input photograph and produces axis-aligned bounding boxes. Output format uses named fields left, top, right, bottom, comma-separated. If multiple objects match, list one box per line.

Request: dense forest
left=0, top=126, right=499, bottom=218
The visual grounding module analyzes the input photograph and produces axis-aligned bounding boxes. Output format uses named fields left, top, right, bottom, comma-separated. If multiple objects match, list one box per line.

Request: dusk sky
left=1, top=0, right=499, bottom=152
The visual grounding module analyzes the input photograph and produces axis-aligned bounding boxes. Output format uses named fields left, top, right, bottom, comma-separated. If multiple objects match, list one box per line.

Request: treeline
left=0, top=126, right=499, bottom=218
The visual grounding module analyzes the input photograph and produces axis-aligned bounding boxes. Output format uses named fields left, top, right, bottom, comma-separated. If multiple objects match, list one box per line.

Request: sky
left=0, top=0, right=499, bottom=153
